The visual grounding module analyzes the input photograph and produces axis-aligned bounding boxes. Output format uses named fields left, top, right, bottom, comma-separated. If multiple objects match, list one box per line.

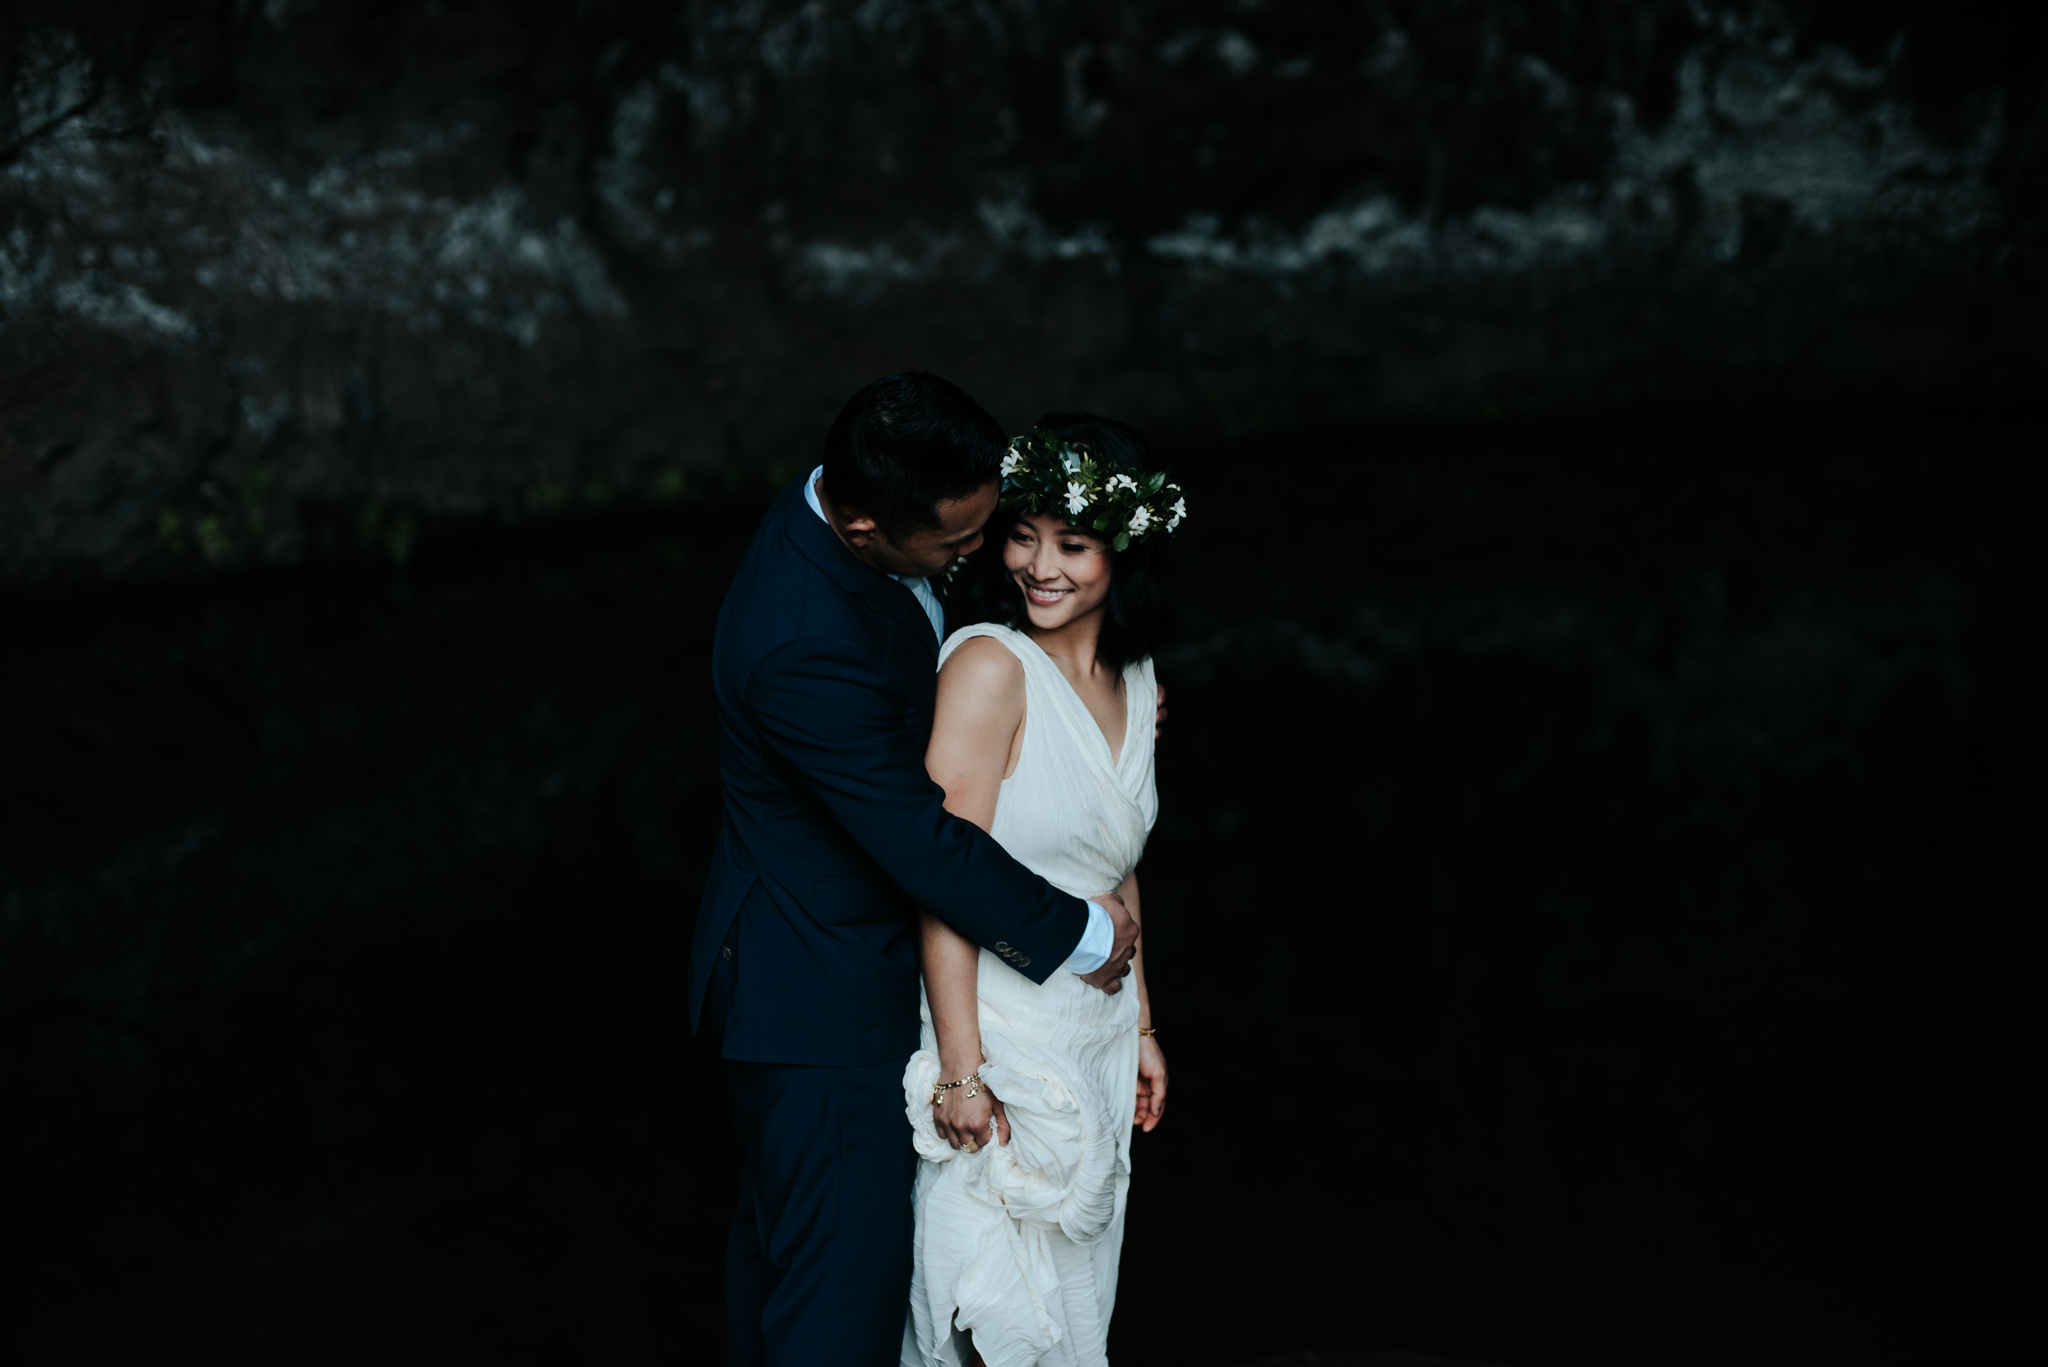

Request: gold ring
left=961, top=1139, right=979, bottom=1153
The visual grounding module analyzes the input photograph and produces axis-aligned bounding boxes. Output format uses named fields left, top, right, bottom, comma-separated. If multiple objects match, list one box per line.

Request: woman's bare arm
left=921, top=637, right=1025, bottom=1148
left=1120, top=869, right=1169, bottom=1132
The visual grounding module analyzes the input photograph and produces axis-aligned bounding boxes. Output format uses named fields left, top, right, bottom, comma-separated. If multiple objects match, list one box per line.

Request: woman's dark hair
left=820, top=372, right=1008, bottom=534
left=957, top=412, right=1173, bottom=673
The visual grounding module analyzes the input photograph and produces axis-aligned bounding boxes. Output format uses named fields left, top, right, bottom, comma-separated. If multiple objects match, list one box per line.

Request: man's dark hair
left=958, top=412, right=1173, bottom=673
left=820, top=373, right=1008, bottom=534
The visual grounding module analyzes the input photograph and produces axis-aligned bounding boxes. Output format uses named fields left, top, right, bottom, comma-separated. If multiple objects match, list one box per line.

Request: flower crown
left=998, top=428, right=1187, bottom=552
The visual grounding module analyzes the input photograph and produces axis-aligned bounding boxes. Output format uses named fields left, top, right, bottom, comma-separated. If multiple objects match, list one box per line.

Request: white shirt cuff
left=1065, top=899, right=1114, bottom=974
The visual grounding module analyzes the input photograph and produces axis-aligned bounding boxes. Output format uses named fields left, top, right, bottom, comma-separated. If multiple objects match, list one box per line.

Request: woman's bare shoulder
left=938, top=633, right=1026, bottom=697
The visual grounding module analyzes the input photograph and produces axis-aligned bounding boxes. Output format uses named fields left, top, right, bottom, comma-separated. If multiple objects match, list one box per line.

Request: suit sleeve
left=745, top=634, right=1089, bottom=982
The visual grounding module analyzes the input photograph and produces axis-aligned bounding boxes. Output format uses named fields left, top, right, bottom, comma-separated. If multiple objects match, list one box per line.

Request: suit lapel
left=861, top=577, right=940, bottom=660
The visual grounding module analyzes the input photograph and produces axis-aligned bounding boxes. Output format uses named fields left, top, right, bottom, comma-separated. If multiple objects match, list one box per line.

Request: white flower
left=1165, top=497, right=1187, bottom=532
left=1000, top=446, right=1023, bottom=477
left=1065, top=480, right=1090, bottom=516
left=1062, top=452, right=1082, bottom=473
left=1108, top=473, right=1139, bottom=494
left=1127, top=504, right=1153, bottom=536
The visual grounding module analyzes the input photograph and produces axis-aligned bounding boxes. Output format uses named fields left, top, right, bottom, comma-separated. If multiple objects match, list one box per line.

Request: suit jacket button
left=1016, top=956, right=1030, bottom=968
left=721, top=946, right=734, bottom=962
left=994, top=942, right=1011, bottom=952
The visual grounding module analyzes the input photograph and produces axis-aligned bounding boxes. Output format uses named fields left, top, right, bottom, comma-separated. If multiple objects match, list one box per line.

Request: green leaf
left=1143, top=471, right=1166, bottom=495
left=1092, top=513, right=1114, bottom=531
left=1112, top=531, right=1130, bottom=552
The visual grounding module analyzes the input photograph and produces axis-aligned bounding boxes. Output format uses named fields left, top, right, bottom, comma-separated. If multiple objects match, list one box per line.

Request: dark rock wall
left=4, top=0, right=2044, bottom=590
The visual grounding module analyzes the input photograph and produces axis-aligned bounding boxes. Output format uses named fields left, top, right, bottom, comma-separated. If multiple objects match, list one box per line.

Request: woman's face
left=1003, top=511, right=1113, bottom=631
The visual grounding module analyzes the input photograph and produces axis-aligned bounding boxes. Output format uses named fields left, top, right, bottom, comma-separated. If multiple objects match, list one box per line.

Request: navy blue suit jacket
left=691, top=474, right=1091, bottom=1066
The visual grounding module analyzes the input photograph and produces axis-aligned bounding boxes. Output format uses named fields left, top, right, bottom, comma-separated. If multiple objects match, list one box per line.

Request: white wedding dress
left=900, top=623, right=1158, bottom=1367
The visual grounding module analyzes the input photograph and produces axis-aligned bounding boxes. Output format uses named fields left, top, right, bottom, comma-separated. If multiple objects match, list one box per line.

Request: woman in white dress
left=901, top=416, right=1187, bottom=1367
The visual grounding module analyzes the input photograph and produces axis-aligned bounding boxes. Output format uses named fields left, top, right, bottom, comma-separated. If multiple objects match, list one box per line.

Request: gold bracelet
left=929, top=1071, right=983, bottom=1107
left=1137, top=1026, right=1157, bottom=1037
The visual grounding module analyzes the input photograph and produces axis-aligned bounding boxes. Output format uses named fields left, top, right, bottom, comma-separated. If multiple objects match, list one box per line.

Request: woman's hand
left=933, top=1081, right=1010, bottom=1153
left=1134, top=1036, right=1168, bottom=1132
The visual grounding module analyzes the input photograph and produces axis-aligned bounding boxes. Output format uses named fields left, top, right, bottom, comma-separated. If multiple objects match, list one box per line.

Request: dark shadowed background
left=3, top=2, right=2043, bottom=1364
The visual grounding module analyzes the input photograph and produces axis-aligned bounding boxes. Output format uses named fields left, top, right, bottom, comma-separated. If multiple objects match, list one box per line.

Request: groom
left=691, top=372, right=1140, bottom=1365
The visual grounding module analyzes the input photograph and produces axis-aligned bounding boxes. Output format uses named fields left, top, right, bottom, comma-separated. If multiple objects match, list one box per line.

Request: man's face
left=852, top=480, right=1000, bottom=579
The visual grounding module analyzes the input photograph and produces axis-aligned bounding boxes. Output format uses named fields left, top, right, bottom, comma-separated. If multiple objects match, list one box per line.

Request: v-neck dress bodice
left=901, top=623, right=1159, bottom=1367
left=970, top=624, right=1157, bottom=909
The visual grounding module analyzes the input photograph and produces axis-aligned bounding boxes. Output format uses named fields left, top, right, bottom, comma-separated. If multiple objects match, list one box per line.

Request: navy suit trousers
left=712, top=944, right=914, bottom=1365
left=723, top=1057, right=916, bottom=1366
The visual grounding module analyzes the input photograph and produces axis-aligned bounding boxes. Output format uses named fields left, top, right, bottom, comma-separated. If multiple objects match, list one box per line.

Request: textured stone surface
left=3, top=1, right=2044, bottom=591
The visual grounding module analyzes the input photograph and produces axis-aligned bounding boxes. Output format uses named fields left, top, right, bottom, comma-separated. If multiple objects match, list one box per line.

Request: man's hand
left=932, top=1081, right=1008, bottom=1153
left=1078, top=891, right=1138, bottom=995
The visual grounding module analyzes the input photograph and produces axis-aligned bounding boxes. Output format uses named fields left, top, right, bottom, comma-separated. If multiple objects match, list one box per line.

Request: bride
left=901, top=415, right=1186, bottom=1367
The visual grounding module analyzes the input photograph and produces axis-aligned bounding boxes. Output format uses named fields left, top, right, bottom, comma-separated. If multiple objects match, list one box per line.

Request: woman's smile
left=1004, top=511, right=1113, bottom=628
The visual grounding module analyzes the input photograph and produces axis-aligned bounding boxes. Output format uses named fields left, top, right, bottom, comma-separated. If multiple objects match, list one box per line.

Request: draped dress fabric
left=901, top=623, right=1158, bottom=1367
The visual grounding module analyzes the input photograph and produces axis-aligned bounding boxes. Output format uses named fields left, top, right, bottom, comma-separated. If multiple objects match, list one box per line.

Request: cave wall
left=3, top=0, right=2043, bottom=592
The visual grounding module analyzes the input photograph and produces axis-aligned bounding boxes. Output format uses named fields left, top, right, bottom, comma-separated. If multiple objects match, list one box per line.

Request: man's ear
left=818, top=476, right=881, bottom=546
left=838, top=511, right=880, bottom=547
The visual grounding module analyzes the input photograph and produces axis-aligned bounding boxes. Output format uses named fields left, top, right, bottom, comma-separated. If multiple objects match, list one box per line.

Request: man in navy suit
left=691, top=373, right=1139, bottom=1365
